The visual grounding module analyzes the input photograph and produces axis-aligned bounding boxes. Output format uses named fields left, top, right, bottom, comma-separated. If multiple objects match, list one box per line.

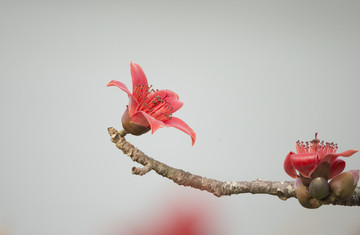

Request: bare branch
left=108, top=127, right=360, bottom=206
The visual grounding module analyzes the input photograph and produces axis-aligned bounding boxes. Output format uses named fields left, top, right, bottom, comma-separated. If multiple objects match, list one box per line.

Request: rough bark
left=108, top=127, right=360, bottom=206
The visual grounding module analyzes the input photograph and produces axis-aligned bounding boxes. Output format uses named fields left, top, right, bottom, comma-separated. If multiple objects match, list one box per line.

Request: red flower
left=284, top=133, right=358, bottom=179
left=107, top=62, right=196, bottom=145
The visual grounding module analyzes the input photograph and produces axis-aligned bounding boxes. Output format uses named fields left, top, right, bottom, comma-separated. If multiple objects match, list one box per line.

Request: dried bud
left=308, top=177, right=329, bottom=199
left=299, top=174, right=311, bottom=186
left=295, top=178, right=322, bottom=209
left=329, top=170, right=359, bottom=200
left=121, top=108, right=150, bottom=136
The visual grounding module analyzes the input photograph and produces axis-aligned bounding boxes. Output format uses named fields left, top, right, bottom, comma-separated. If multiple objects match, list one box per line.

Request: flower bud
left=121, top=108, right=150, bottom=136
left=329, top=170, right=359, bottom=200
left=308, top=177, right=329, bottom=199
left=295, top=178, right=322, bottom=209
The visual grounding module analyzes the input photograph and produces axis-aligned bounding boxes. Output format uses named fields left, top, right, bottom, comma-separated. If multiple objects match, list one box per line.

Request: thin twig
left=108, top=127, right=360, bottom=206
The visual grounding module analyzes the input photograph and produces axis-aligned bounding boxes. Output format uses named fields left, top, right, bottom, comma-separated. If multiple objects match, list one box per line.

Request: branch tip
left=108, top=127, right=119, bottom=141
left=132, top=163, right=152, bottom=175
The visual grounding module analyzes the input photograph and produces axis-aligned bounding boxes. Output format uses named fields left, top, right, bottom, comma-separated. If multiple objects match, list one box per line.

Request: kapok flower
left=284, top=133, right=358, bottom=180
left=107, top=62, right=196, bottom=145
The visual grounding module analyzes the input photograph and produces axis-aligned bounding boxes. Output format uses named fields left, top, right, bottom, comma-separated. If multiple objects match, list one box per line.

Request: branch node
left=132, top=162, right=152, bottom=175
left=277, top=192, right=288, bottom=201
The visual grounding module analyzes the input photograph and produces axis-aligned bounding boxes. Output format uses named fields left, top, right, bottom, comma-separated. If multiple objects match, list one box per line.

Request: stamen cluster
left=296, top=133, right=338, bottom=159
left=134, top=84, right=174, bottom=122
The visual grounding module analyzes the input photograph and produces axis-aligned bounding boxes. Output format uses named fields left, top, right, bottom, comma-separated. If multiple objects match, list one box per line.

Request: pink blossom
left=107, top=62, right=196, bottom=145
left=284, top=133, right=358, bottom=179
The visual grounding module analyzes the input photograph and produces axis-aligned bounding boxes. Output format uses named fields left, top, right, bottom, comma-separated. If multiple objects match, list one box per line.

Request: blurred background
left=1, top=0, right=360, bottom=234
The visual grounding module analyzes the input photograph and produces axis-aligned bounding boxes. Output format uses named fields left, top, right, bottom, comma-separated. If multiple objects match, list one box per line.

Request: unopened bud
left=295, top=178, right=322, bottom=209
left=329, top=170, right=359, bottom=200
left=309, top=177, right=329, bottom=199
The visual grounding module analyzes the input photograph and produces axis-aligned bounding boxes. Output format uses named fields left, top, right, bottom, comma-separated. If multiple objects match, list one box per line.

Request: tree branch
left=108, top=127, right=360, bottom=206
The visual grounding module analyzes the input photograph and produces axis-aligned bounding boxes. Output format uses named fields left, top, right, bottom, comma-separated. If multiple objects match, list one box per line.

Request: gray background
left=1, top=0, right=360, bottom=234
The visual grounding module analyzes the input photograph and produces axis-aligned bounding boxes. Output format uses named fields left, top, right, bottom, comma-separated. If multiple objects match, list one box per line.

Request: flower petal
left=107, top=80, right=131, bottom=95
left=169, top=99, right=184, bottom=113
left=348, top=170, right=360, bottom=186
left=107, top=80, right=139, bottom=116
left=290, top=153, right=319, bottom=178
left=320, top=149, right=358, bottom=165
left=158, top=90, right=183, bottom=113
left=284, top=152, right=297, bottom=178
left=329, top=158, right=346, bottom=179
left=148, top=89, right=179, bottom=102
left=164, top=117, right=196, bottom=145
left=295, top=177, right=303, bottom=189
left=144, top=89, right=184, bottom=113
left=130, top=62, right=148, bottom=92
left=130, top=111, right=166, bottom=133
left=162, top=91, right=183, bottom=113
